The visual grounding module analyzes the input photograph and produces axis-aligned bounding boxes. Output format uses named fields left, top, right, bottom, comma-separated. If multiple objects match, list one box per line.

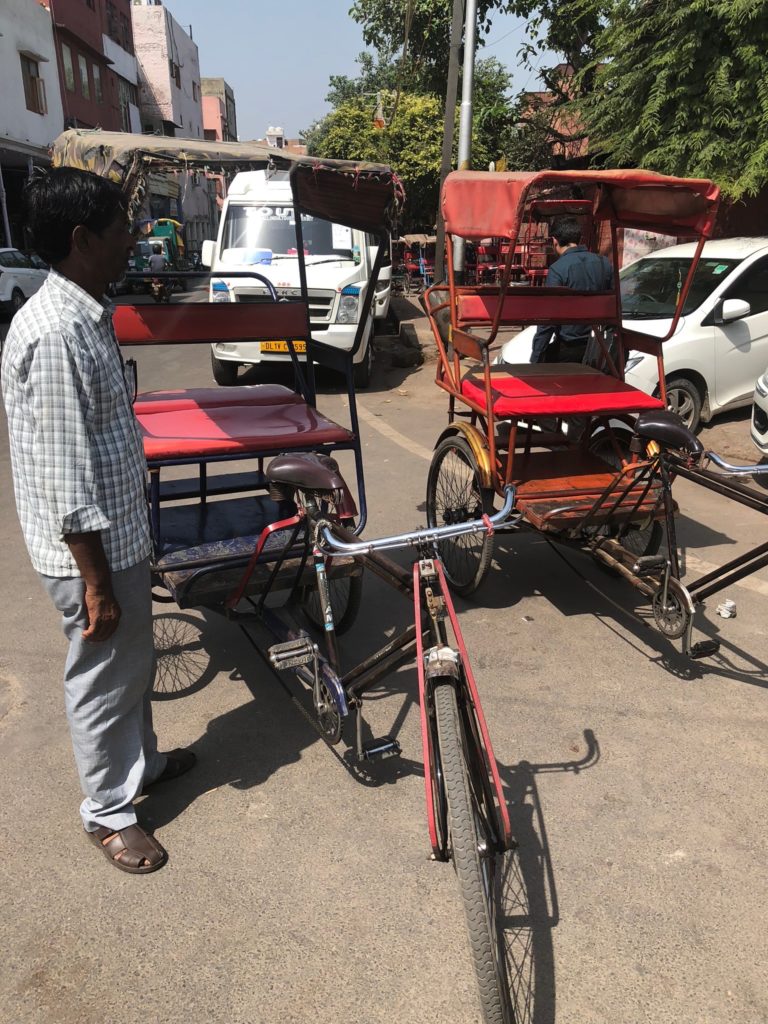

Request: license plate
left=260, top=340, right=307, bottom=354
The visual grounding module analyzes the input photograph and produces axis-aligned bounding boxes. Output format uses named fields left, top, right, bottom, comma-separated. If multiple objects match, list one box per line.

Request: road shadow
left=495, top=729, right=600, bottom=1024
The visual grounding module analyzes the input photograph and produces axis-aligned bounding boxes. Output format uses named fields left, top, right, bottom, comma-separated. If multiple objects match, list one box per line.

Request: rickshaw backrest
left=113, top=301, right=310, bottom=346
left=455, top=288, right=619, bottom=329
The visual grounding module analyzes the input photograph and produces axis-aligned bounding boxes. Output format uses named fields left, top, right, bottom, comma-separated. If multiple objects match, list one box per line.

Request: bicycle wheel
left=433, top=681, right=511, bottom=1024
left=427, top=436, right=494, bottom=596
left=299, top=570, right=363, bottom=636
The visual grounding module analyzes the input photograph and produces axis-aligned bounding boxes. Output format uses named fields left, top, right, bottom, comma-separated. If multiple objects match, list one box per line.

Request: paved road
left=1, top=297, right=767, bottom=1024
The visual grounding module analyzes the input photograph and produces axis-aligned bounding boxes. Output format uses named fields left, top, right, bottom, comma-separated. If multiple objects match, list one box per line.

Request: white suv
left=497, top=237, right=768, bottom=432
left=0, top=248, right=48, bottom=317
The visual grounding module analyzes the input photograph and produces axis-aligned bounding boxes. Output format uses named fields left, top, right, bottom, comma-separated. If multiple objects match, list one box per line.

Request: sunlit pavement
left=1, top=302, right=767, bottom=1024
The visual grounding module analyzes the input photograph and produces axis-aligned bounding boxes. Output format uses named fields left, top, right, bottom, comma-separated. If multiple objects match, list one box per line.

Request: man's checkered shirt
left=1, top=271, right=150, bottom=577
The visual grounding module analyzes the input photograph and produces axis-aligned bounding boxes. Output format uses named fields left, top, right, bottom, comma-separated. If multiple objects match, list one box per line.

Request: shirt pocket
left=93, top=364, right=130, bottom=431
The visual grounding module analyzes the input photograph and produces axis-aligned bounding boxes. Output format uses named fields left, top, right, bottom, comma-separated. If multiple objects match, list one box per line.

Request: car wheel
left=10, top=288, right=25, bottom=315
left=211, top=350, right=239, bottom=386
left=664, top=376, right=703, bottom=433
left=353, top=339, right=373, bottom=389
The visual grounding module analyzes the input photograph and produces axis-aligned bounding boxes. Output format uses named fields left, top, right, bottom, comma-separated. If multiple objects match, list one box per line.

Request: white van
left=201, top=169, right=391, bottom=387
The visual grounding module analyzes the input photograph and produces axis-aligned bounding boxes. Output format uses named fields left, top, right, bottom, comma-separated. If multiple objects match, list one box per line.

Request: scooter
left=150, top=278, right=172, bottom=303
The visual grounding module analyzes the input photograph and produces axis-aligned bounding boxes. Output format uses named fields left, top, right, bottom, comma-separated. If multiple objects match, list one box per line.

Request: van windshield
left=220, top=205, right=355, bottom=264
left=621, top=256, right=741, bottom=319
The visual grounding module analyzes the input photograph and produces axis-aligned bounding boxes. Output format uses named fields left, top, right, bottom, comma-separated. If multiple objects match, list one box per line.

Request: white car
left=0, top=248, right=48, bottom=316
left=751, top=367, right=768, bottom=455
left=497, top=238, right=768, bottom=432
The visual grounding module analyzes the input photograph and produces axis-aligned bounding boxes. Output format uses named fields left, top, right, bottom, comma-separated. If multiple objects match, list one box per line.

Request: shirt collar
left=47, top=269, right=114, bottom=324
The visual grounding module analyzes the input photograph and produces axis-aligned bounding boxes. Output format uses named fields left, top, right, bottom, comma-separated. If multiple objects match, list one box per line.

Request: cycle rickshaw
left=423, top=170, right=768, bottom=659
left=53, top=130, right=517, bottom=1023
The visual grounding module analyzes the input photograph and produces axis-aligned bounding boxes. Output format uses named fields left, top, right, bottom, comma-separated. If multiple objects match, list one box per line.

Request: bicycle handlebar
left=703, top=451, right=768, bottom=477
left=316, top=486, right=517, bottom=556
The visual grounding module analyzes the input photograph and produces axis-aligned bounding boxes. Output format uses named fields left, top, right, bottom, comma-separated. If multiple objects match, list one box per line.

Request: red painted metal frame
left=415, top=559, right=513, bottom=854
left=225, top=511, right=305, bottom=609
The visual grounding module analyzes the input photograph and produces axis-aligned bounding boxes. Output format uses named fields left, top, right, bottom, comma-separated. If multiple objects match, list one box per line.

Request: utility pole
left=453, top=0, right=478, bottom=280
left=433, top=0, right=464, bottom=283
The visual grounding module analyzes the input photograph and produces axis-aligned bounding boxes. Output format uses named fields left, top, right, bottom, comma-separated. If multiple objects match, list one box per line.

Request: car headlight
left=211, top=280, right=231, bottom=303
left=336, top=286, right=360, bottom=324
left=756, top=374, right=768, bottom=397
left=624, top=355, right=645, bottom=372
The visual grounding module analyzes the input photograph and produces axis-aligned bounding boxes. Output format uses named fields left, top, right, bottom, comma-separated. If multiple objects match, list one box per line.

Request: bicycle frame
left=229, top=487, right=516, bottom=775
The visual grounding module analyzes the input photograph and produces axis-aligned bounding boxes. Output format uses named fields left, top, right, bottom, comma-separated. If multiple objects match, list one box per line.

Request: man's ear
left=70, top=224, right=90, bottom=255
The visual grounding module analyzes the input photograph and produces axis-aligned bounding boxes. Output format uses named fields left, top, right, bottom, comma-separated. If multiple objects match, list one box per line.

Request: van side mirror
left=201, top=239, right=215, bottom=268
left=721, top=298, right=751, bottom=323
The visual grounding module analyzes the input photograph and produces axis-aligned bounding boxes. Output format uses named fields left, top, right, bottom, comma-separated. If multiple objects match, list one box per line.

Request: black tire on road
left=426, top=435, right=494, bottom=596
left=433, top=682, right=511, bottom=1024
left=353, top=338, right=373, bottom=389
left=664, top=376, right=703, bottom=433
left=300, top=570, right=363, bottom=636
left=211, top=350, right=239, bottom=386
left=10, top=288, right=25, bottom=315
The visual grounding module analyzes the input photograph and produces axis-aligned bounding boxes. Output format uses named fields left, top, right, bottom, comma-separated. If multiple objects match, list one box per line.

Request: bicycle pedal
left=688, top=639, right=720, bottom=660
left=632, top=555, right=668, bottom=578
left=268, top=636, right=316, bottom=669
left=359, top=736, right=401, bottom=761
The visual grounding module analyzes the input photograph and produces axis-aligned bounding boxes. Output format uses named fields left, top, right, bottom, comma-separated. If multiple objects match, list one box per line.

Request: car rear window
left=621, top=256, right=741, bottom=319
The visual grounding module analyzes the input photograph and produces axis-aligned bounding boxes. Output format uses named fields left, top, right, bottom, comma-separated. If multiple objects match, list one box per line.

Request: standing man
left=530, top=216, right=614, bottom=364
left=1, top=168, right=194, bottom=874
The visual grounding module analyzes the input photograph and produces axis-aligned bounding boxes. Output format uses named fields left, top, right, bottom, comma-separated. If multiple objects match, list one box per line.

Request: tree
left=349, top=0, right=514, bottom=96
left=577, top=0, right=768, bottom=198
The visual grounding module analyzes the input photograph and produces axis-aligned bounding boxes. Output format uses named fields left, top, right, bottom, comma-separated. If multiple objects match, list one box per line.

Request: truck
left=201, top=169, right=391, bottom=387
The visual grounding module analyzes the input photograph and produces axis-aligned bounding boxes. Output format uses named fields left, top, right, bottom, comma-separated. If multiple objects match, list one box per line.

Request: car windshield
left=620, top=256, right=742, bottom=319
left=220, top=204, right=355, bottom=264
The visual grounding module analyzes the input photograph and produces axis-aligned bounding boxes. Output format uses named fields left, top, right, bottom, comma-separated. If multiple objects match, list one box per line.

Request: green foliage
left=578, top=0, right=768, bottom=198
left=349, top=0, right=514, bottom=95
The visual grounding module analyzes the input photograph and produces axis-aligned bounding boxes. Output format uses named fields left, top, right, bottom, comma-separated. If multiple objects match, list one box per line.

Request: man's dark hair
left=23, top=167, right=127, bottom=265
left=550, top=216, right=583, bottom=247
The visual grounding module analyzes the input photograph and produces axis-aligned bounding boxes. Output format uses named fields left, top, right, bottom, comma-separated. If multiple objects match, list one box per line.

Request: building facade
left=101, top=0, right=141, bottom=133
left=42, top=0, right=115, bottom=131
left=131, top=0, right=203, bottom=138
left=130, top=1, right=213, bottom=251
left=0, top=0, right=65, bottom=246
left=201, top=78, right=237, bottom=142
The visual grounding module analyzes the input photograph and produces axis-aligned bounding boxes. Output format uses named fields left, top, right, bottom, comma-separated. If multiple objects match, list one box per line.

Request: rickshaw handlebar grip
left=317, top=486, right=517, bottom=556
left=704, top=451, right=768, bottom=477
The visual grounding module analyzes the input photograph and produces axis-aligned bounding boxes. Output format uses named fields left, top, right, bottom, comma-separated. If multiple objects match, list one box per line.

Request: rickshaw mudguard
left=434, top=422, right=493, bottom=490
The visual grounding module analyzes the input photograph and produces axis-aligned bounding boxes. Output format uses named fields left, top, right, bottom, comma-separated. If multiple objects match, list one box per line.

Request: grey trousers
left=39, top=558, right=166, bottom=832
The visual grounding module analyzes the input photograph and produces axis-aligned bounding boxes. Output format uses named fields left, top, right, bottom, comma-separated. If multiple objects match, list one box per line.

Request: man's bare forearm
left=64, top=532, right=113, bottom=593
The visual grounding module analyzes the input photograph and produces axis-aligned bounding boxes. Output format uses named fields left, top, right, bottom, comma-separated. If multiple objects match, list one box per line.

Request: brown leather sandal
left=86, top=824, right=168, bottom=874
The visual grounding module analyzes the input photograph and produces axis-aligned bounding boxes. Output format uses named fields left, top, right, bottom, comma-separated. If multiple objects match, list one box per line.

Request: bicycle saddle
left=633, top=410, right=704, bottom=455
left=267, top=453, right=347, bottom=493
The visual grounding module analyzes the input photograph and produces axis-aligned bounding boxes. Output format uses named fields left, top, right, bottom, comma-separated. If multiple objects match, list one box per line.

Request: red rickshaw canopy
left=442, top=169, right=720, bottom=241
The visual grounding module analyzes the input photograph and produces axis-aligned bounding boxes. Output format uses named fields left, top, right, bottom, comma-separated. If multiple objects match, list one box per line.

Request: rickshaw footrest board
left=518, top=496, right=663, bottom=532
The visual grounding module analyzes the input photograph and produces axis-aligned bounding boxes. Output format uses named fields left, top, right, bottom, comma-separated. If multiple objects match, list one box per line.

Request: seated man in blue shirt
left=530, top=216, right=614, bottom=364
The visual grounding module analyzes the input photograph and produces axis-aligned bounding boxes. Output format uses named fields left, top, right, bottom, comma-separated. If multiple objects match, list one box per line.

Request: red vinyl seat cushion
left=137, top=400, right=353, bottom=460
left=460, top=372, right=665, bottom=417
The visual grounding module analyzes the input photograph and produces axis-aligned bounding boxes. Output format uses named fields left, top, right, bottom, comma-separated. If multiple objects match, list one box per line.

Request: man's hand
left=82, top=584, right=121, bottom=642
left=63, top=531, right=122, bottom=643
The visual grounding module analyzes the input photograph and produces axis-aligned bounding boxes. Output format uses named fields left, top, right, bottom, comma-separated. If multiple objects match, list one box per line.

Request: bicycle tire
left=426, top=436, right=494, bottom=596
left=433, top=681, right=511, bottom=1024
left=299, top=570, right=363, bottom=636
